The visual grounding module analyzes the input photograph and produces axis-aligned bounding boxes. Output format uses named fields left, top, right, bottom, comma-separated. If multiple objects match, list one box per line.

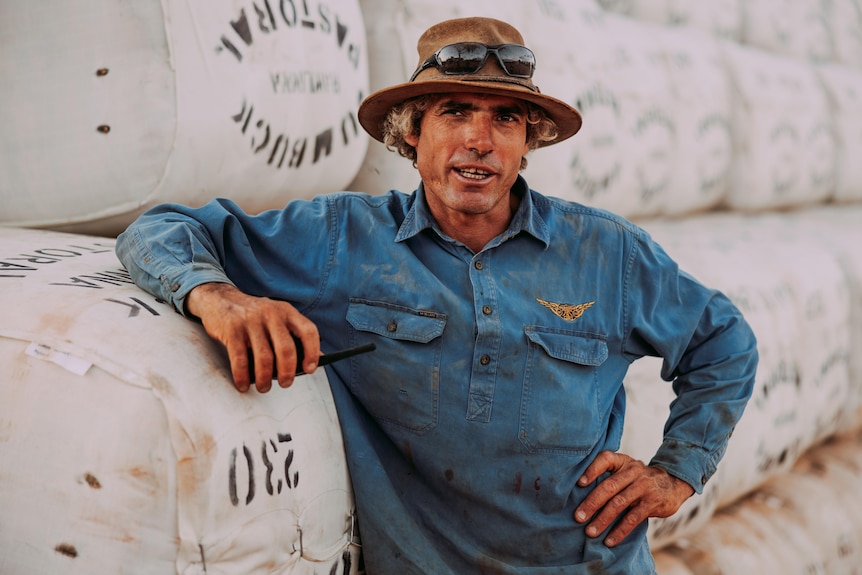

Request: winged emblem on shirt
left=536, top=298, right=595, bottom=322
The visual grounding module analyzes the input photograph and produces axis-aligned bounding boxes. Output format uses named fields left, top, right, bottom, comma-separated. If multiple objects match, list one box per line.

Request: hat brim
left=357, top=78, right=582, bottom=148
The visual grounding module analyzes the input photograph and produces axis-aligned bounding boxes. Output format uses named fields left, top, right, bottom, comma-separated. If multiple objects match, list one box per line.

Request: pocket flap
left=347, top=300, right=446, bottom=343
left=525, top=328, right=608, bottom=366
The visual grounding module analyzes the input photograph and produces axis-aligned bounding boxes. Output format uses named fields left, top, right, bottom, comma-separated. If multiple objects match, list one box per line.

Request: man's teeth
left=457, top=168, right=491, bottom=180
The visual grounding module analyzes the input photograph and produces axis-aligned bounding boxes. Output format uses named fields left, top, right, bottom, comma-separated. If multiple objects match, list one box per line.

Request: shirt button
left=171, top=283, right=180, bottom=292
left=480, top=354, right=491, bottom=365
left=482, top=305, right=492, bottom=315
left=387, top=322, right=397, bottom=332
left=474, top=261, right=483, bottom=270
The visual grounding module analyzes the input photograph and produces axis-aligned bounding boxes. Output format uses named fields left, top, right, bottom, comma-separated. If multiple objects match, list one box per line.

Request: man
left=117, top=17, right=757, bottom=574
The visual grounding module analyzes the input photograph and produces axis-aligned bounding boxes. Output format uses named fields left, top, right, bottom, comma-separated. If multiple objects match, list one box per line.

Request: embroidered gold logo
left=536, top=298, right=595, bottom=321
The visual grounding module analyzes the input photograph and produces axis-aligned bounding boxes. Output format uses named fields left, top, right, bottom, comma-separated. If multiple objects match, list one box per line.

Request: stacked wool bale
left=0, top=227, right=360, bottom=575
left=0, top=0, right=370, bottom=236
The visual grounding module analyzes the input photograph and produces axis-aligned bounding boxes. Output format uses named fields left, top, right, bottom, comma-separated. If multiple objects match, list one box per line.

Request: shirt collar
left=395, top=175, right=550, bottom=248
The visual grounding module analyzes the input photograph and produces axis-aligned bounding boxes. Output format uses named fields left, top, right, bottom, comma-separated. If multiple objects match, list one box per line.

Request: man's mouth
left=455, top=167, right=493, bottom=180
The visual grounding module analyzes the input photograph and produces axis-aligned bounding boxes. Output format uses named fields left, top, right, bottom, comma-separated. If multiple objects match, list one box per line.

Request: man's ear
left=404, top=131, right=419, bottom=147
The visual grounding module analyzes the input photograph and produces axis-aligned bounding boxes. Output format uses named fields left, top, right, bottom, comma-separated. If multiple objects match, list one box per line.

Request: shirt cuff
left=159, top=264, right=235, bottom=317
left=648, top=437, right=728, bottom=494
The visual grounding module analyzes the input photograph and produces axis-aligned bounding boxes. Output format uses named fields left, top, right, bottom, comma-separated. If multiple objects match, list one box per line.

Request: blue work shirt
left=116, top=176, right=757, bottom=574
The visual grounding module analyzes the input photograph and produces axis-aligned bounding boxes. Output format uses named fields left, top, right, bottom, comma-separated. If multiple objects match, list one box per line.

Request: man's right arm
left=116, top=202, right=321, bottom=392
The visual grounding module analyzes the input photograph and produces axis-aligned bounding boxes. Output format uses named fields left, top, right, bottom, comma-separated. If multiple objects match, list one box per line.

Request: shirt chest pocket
left=346, top=299, right=447, bottom=434
left=519, top=327, right=609, bottom=455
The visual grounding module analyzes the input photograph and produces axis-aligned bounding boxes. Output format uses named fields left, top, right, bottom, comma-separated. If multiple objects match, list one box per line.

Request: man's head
left=357, top=17, right=582, bottom=151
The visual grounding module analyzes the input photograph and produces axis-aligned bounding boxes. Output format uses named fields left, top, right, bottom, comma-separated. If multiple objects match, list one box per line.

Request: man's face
left=405, top=93, right=531, bottom=224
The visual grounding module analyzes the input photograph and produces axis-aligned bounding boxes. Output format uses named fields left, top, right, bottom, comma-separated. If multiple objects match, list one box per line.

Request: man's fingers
left=226, top=340, right=252, bottom=392
left=604, top=503, right=650, bottom=547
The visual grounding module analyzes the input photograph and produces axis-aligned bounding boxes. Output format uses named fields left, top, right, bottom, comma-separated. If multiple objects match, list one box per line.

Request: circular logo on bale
left=569, top=85, right=622, bottom=199
left=769, top=122, right=800, bottom=197
left=212, top=0, right=367, bottom=175
left=697, top=113, right=732, bottom=196
left=632, top=107, right=675, bottom=203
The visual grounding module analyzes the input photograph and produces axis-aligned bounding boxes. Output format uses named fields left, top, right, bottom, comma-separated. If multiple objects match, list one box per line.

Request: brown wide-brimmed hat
left=357, top=17, right=583, bottom=148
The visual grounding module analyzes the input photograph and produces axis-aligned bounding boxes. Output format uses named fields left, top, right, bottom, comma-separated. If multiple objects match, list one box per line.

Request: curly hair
left=380, top=94, right=559, bottom=171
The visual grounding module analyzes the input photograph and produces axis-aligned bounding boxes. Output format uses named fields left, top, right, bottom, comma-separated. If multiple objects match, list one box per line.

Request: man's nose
left=464, top=116, right=494, bottom=155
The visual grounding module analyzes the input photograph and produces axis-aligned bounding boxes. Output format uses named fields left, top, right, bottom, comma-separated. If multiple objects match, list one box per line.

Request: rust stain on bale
left=83, top=472, right=101, bottom=489
left=54, top=543, right=78, bottom=558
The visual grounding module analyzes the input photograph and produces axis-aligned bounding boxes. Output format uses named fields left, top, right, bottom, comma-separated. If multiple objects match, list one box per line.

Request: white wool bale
left=624, top=0, right=744, bottom=40
left=747, top=215, right=852, bottom=445
left=665, top=509, right=789, bottom=574
left=654, top=27, right=732, bottom=215
left=788, top=207, right=862, bottom=427
left=741, top=0, right=834, bottom=62
left=756, top=458, right=860, bottom=572
left=0, top=1, right=369, bottom=236
left=594, top=0, right=634, bottom=16
left=0, top=227, right=359, bottom=575
left=723, top=43, right=837, bottom=210
left=651, top=550, right=695, bottom=575
left=816, top=63, right=862, bottom=202
left=524, top=7, right=677, bottom=219
left=831, top=0, right=862, bottom=68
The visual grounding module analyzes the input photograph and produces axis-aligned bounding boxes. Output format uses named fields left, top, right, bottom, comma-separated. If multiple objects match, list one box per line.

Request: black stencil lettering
left=284, top=449, right=296, bottom=489
left=288, top=138, right=307, bottom=168
left=231, top=9, right=253, bottom=46
left=347, top=42, right=360, bottom=70
left=233, top=100, right=254, bottom=133
left=262, top=440, right=276, bottom=495
left=243, top=444, right=255, bottom=504
left=253, top=0, right=277, bottom=33
left=341, top=112, right=357, bottom=146
left=313, top=128, right=333, bottom=163
left=49, top=277, right=101, bottom=289
left=317, top=4, right=331, bottom=33
left=219, top=36, right=243, bottom=61
left=269, top=135, right=289, bottom=167
left=33, top=248, right=80, bottom=257
left=229, top=447, right=240, bottom=506
left=280, top=0, right=297, bottom=27
left=0, top=261, right=37, bottom=277
left=10, top=254, right=60, bottom=265
left=104, top=297, right=160, bottom=317
left=300, top=0, right=314, bottom=28
left=252, top=120, right=271, bottom=153
left=335, top=16, right=347, bottom=47
left=67, top=243, right=114, bottom=254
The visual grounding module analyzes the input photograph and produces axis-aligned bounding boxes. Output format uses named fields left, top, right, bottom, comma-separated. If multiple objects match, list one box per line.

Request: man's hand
left=573, top=451, right=694, bottom=547
left=186, top=282, right=321, bottom=393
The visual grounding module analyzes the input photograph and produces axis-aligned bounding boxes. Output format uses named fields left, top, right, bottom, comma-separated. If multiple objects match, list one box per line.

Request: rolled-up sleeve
left=116, top=203, right=238, bottom=315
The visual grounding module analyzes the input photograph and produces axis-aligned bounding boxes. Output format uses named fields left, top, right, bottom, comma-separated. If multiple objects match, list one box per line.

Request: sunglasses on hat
left=409, top=42, right=537, bottom=82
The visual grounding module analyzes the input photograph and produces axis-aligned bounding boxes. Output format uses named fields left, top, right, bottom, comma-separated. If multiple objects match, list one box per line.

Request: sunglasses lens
left=436, top=43, right=488, bottom=75
left=411, top=42, right=536, bottom=82
left=496, top=45, right=535, bottom=77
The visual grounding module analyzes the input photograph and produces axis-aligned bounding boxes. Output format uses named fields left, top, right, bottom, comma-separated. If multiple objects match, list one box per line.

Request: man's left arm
left=575, top=232, right=759, bottom=547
